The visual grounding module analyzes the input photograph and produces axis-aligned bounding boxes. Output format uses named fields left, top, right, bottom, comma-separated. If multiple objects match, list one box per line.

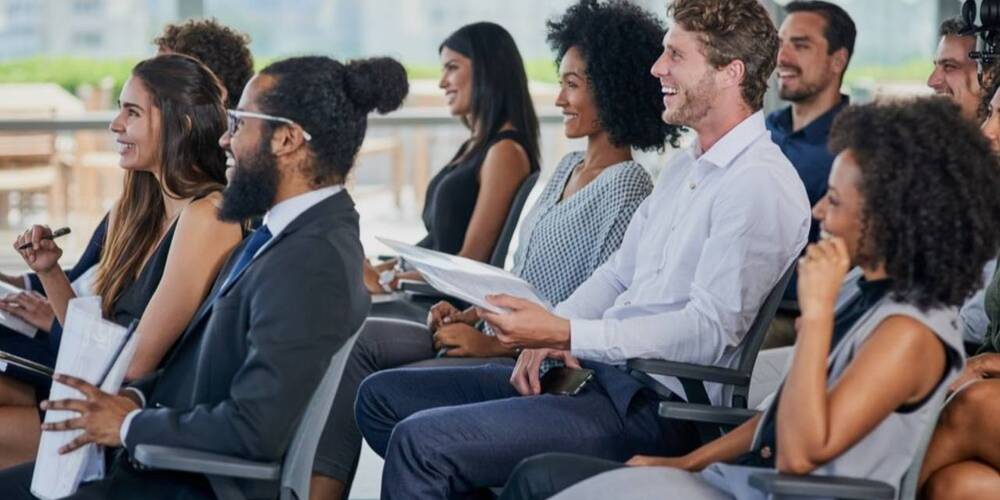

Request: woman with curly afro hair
left=920, top=85, right=1000, bottom=499
left=501, top=96, right=1000, bottom=500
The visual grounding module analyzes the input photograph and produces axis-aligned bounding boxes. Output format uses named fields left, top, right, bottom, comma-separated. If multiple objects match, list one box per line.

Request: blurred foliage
left=0, top=56, right=930, bottom=100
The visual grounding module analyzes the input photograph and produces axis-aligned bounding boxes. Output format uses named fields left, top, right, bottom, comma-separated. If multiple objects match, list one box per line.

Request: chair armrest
left=658, top=401, right=758, bottom=426
left=748, top=472, right=895, bottom=500
left=626, top=359, right=749, bottom=386
left=133, top=444, right=280, bottom=481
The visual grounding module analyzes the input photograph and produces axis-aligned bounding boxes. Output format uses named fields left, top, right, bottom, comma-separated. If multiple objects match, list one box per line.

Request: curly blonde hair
left=668, top=0, right=779, bottom=109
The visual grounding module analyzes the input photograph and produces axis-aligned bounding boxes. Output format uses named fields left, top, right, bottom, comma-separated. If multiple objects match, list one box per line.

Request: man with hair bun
left=354, top=0, right=809, bottom=498
left=0, top=55, right=407, bottom=500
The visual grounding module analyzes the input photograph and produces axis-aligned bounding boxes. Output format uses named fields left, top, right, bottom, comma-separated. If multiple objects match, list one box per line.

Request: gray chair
left=626, top=263, right=796, bottom=443
left=132, top=330, right=362, bottom=500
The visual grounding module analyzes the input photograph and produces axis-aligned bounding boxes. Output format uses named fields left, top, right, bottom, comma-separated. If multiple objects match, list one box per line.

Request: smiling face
left=813, top=149, right=865, bottom=264
left=217, top=74, right=282, bottom=222
left=981, top=87, right=1000, bottom=152
left=927, top=35, right=981, bottom=120
left=555, top=46, right=602, bottom=139
left=108, top=76, right=162, bottom=173
left=438, top=47, right=473, bottom=117
left=650, top=24, right=718, bottom=128
left=776, top=12, right=842, bottom=102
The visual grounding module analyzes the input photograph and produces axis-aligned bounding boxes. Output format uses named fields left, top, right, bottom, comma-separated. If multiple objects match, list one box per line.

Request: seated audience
left=0, top=53, right=406, bottom=499
left=504, top=96, right=1000, bottom=500
left=918, top=81, right=1000, bottom=500
left=0, top=54, right=242, bottom=468
left=364, top=21, right=540, bottom=294
left=765, top=0, right=855, bottom=329
left=354, top=1, right=810, bottom=497
left=309, top=1, right=681, bottom=497
left=0, top=22, right=255, bottom=453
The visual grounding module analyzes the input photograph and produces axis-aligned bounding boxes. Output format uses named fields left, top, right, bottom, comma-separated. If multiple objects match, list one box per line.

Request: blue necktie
left=220, top=225, right=273, bottom=292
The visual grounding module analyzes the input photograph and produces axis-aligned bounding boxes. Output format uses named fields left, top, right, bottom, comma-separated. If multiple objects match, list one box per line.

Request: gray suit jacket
left=120, top=190, right=370, bottom=498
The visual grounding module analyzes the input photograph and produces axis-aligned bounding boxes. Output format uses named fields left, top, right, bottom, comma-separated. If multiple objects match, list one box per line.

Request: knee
left=923, top=463, right=999, bottom=500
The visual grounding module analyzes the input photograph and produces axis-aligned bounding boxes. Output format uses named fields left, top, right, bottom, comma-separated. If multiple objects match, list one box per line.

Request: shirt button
left=624, top=301, right=631, bottom=306
left=689, top=182, right=696, bottom=190
left=760, top=446, right=773, bottom=459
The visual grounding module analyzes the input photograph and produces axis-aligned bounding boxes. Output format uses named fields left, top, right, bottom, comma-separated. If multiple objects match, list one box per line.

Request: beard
left=218, top=140, right=280, bottom=223
left=663, top=69, right=716, bottom=127
left=778, top=65, right=833, bottom=102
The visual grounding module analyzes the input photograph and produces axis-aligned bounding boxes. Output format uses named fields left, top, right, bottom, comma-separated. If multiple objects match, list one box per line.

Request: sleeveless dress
left=553, top=297, right=965, bottom=500
left=417, top=129, right=538, bottom=255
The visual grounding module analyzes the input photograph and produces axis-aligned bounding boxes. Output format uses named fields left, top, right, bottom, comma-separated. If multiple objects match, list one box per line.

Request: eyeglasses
left=226, top=109, right=312, bottom=142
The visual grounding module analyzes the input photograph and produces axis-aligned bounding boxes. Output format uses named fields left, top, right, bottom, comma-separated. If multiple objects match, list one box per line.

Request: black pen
left=16, top=227, right=71, bottom=251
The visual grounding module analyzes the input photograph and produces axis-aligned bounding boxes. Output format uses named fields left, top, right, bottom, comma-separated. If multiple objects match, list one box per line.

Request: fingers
left=59, top=434, right=93, bottom=454
left=510, top=358, right=532, bottom=395
left=559, top=353, right=582, bottom=369
left=527, top=354, right=543, bottom=395
left=39, top=398, right=89, bottom=414
left=40, top=415, right=85, bottom=432
left=485, top=294, right=533, bottom=311
left=53, top=374, right=101, bottom=398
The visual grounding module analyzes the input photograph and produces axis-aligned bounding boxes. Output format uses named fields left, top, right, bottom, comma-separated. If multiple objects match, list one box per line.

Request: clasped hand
left=796, top=236, right=851, bottom=320
left=39, top=374, right=139, bottom=454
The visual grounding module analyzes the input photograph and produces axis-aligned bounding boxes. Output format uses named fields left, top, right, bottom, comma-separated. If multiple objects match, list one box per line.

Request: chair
left=132, top=329, right=362, bottom=500
left=626, top=263, right=796, bottom=443
left=487, top=170, right=539, bottom=268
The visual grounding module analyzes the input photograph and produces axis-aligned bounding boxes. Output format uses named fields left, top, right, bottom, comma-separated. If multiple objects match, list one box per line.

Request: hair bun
left=345, top=57, right=409, bottom=114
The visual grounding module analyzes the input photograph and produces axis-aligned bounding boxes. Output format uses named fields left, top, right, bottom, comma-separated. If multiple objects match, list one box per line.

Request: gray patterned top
left=511, top=151, right=653, bottom=304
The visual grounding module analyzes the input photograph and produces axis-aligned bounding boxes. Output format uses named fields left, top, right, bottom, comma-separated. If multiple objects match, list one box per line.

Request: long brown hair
left=95, top=54, right=227, bottom=317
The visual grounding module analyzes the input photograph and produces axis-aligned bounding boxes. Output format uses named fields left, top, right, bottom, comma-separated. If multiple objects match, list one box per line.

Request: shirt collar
left=262, top=184, right=343, bottom=236
left=770, top=94, right=850, bottom=142
left=693, top=111, right=768, bottom=169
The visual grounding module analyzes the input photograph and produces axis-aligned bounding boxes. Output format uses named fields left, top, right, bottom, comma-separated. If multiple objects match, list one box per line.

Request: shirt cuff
left=569, top=318, right=609, bottom=361
left=122, top=387, right=146, bottom=408
left=120, top=409, right=141, bottom=449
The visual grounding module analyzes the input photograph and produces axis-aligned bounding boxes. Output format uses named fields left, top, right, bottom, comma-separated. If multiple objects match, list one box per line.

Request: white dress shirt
left=557, top=112, right=810, bottom=404
left=118, top=185, right=343, bottom=448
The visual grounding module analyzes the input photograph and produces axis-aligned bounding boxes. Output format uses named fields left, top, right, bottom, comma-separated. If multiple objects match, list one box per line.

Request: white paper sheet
left=0, top=281, right=38, bottom=338
left=378, top=237, right=551, bottom=313
left=30, top=296, right=136, bottom=500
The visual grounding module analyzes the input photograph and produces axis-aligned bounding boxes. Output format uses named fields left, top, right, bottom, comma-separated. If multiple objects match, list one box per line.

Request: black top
left=417, top=129, right=538, bottom=255
left=111, top=218, right=178, bottom=328
left=740, top=278, right=892, bottom=468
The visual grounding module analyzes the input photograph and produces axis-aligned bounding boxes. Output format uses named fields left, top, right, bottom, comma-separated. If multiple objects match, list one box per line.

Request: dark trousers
left=0, top=452, right=214, bottom=500
left=499, top=453, right=625, bottom=500
left=312, top=318, right=514, bottom=490
left=355, top=363, right=699, bottom=500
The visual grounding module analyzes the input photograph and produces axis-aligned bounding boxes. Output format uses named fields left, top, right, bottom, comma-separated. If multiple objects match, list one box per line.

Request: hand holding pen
left=13, top=226, right=70, bottom=273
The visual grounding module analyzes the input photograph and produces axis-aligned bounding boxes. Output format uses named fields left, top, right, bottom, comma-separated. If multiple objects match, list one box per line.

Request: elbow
left=776, top=451, right=819, bottom=475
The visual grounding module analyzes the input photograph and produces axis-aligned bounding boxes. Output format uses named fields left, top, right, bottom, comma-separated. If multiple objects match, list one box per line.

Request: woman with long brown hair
left=0, top=53, right=243, bottom=467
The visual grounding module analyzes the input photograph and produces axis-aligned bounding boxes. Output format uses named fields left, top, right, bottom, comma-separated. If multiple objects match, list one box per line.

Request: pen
left=16, top=227, right=71, bottom=251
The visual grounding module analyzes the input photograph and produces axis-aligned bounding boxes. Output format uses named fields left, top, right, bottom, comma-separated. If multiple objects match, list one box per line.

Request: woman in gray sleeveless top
left=501, top=98, right=1000, bottom=500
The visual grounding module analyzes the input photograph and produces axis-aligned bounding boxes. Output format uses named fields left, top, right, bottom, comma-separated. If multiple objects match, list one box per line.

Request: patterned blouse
left=511, top=151, right=653, bottom=304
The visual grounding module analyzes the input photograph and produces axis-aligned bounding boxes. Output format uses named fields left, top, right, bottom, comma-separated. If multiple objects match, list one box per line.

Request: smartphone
left=541, top=367, right=594, bottom=396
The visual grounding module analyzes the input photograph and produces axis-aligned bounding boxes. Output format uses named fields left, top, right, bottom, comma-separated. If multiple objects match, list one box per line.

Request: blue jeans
left=355, top=362, right=699, bottom=500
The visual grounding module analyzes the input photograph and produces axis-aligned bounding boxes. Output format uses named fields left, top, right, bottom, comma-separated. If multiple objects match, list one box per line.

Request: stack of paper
left=0, top=281, right=38, bottom=338
left=30, top=296, right=137, bottom=500
left=378, top=237, right=551, bottom=313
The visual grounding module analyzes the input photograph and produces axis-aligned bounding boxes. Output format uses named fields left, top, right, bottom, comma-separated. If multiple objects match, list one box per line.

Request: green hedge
left=0, top=56, right=929, bottom=100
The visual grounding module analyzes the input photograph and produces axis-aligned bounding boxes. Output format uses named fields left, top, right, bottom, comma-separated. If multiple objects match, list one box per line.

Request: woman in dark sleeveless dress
left=0, top=54, right=242, bottom=467
left=363, top=22, right=541, bottom=294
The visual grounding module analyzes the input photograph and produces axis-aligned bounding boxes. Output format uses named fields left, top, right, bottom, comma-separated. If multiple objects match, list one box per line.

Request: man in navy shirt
left=765, top=1, right=856, bottom=333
